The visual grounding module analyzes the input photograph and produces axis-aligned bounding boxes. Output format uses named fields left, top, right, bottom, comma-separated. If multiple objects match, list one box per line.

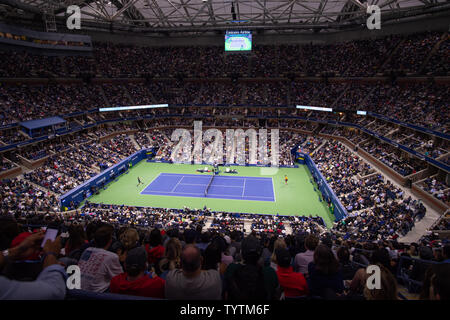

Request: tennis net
left=204, top=174, right=215, bottom=197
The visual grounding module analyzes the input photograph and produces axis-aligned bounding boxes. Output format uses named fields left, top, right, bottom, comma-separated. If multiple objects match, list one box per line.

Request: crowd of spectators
left=311, top=140, right=428, bottom=240
left=418, top=177, right=449, bottom=206
left=0, top=32, right=446, bottom=80
left=0, top=157, right=15, bottom=172
left=20, top=133, right=140, bottom=195
left=0, top=178, right=60, bottom=215
left=1, top=210, right=448, bottom=300
left=1, top=29, right=450, bottom=301
left=360, top=140, right=427, bottom=176
left=0, top=79, right=448, bottom=137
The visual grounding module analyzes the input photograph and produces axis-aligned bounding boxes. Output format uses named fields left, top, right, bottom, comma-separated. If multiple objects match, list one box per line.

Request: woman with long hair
left=307, top=244, right=344, bottom=298
left=158, top=237, right=182, bottom=279
left=117, top=228, right=139, bottom=266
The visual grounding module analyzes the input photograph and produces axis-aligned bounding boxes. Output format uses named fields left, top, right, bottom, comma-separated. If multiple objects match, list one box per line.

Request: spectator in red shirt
left=275, top=248, right=309, bottom=298
left=110, top=247, right=165, bottom=299
left=145, top=228, right=165, bottom=266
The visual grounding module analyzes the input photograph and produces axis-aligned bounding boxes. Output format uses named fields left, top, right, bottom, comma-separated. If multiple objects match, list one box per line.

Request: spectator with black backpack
left=224, top=235, right=281, bottom=300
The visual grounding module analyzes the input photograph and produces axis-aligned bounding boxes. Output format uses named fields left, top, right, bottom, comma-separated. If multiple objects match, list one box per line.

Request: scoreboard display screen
left=225, top=31, right=252, bottom=52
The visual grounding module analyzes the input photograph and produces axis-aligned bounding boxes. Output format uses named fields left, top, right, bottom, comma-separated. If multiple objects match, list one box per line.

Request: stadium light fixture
left=296, top=105, right=332, bottom=112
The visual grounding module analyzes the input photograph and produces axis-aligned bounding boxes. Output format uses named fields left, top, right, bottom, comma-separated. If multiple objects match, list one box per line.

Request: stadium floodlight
left=99, top=104, right=169, bottom=112
left=296, top=105, right=333, bottom=112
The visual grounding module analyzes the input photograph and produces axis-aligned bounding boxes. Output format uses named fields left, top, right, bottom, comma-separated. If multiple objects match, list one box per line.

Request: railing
left=66, top=289, right=163, bottom=300
left=396, top=255, right=441, bottom=293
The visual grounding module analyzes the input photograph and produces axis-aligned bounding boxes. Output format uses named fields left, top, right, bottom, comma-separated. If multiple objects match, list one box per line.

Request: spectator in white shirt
left=79, top=224, right=123, bottom=293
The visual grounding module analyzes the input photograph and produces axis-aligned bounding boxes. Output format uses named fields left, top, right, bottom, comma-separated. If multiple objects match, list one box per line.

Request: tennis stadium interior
left=0, top=0, right=449, bottom=302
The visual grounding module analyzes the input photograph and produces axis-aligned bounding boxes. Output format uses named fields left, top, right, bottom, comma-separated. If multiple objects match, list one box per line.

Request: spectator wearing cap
left=10, top=232, right=42, bottom=261
left=1, top=231, right=45, bottom=281
left=275, top=248, right=309, bottom=297
left=294, top=234, right=319, bottom=275
left=165, top=244, right=222, bottom=300
left=224, top=236, right=281, bottom=300
left=110, top=247, right=165, bottom=298
left=79, top=225, right=123, bottom=293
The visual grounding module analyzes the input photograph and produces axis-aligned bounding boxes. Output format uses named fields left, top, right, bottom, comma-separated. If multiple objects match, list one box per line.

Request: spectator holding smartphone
left=0, top=231, right=66, bottom=299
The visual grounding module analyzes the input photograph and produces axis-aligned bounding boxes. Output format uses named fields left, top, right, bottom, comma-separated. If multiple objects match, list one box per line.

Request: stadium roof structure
left=1, top=0, right=450, bottom=34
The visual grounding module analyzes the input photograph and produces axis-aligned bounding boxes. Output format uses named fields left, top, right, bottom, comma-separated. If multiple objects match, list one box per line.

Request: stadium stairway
left=330, top=83, right=350, bottom=109
left=129, top=134, right=141, bottom=150
left=284, top=223, right=293, bottom=235
left=122, top=86, right=135, bottom=105
left=309, top=139, right=327, bottom=156
left=19, top=130, right=31, bottom=140
left=203, top=218, right=212, bottom=231
left=18, top=176, right=59, bottom=197
left=339, top=139, right=441, bottom=243
left=243, top=219, right=253, bottom=234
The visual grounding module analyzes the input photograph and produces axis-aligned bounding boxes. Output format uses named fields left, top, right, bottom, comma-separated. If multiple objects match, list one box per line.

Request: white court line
left=160, top=173, right=271, bottom=180
left=170, top=176, right=184, bottom=193
left=157, top=190, right=273, bottom=199
left=139, top=173, right=162, bottom=194
left=141, top=190, right=205, bottom=196
left=207, top=193, right=274, bottom=199
left=179, top=183, right=243, bottom=188
left=271, top=178, right=276, bottom=202
left=141, top=173, right=274, bottom=200
left=141, top=190, right=274, bottom=200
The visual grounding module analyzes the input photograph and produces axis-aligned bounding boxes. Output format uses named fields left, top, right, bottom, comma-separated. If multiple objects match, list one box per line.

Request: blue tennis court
left=140, top=173, right=275, bottom=202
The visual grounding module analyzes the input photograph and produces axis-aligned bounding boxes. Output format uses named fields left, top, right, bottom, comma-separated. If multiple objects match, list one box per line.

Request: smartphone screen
left=41, top=228, right=58, bottom=247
